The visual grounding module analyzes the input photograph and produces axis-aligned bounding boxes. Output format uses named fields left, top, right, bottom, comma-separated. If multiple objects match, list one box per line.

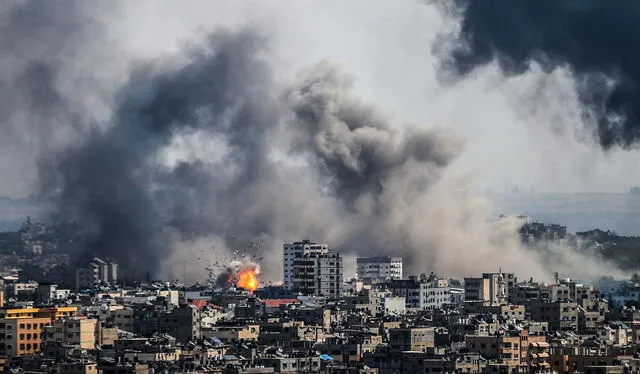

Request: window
left=19, top=324, right=25, bottom=329
left=19, top=344, right=25, bottom=350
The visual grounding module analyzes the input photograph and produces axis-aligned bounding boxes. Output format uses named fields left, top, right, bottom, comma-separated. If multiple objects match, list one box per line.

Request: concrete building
left=35, top=284, right=71, bottom=305
left=464, top=272, right=515, bottom=306
left=466, top=329, right=547, bottom=369
left=292, top=251, right=343, bottom=297
left=389, top=278, right=462, bottom=310
left=0, top=317, right=51, bottom=358
left=356, top=256, right=402, bottom=284
left=43, top=318, right=97, bottom=349
left=529, top=301, right=579, bottom=332
left=283, top=240, right=329, bottom=291
left=76, top=258, right=118, bottom=289
left=158, top=304, right=201, bottom=344
left=389, top=327, right=447, bottom=353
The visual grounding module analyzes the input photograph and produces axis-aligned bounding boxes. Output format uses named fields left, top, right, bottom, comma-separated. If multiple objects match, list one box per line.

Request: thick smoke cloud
left=441, top=0, right=640, bottom=148
left=1, top=1, right=630, bottom=283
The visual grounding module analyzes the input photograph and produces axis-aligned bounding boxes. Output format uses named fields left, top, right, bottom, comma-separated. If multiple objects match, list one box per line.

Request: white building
left=283, top=240, right=328, bottom=290
left=390, top=277, right=462, bottom=310
left=292, top=251, right=343, bottom=297
left=356, top=256, right=403, bottom=284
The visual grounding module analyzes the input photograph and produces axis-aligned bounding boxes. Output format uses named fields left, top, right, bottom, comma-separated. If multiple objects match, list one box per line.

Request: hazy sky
left=1, top=0, right=639, bottom=196
left=111, top=0, right=640, bottom=194
left=1, top=0, right=636, bottom=282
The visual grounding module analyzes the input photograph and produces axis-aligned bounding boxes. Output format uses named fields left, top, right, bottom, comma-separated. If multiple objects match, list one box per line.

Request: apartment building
left=292, top=251, right=343, bottom=297
left=464, top=272, right=515, bottom=306
left=43, top=318, right=97, bottom=349
left=529, top=301, right=579, bottom=332
left=76, top=257, right=118, bottom=289
left=388, top=278, right=462, bottom=310
left=283, top=240, right=328, bottom=290
left=0, top=317, right=51, bottom=358
left=356, top=256, right=403, bottom=284
left=0, top=306, right=79, bottom=358
left=389, top=327, right=447, bottom=353
left=466, top=329, right=547, bottom=369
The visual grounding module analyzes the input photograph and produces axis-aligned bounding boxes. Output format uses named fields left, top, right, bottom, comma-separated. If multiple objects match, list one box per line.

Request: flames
left=215, top=260, right=261, bottom=292
left=237, top=267, right=259, bottom=292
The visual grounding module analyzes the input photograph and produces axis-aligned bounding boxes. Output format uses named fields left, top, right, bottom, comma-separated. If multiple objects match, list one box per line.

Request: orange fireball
left=237, top=268, right=259, bottom=292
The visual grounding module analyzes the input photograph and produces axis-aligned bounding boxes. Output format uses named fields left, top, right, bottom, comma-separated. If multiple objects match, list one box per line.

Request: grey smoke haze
left=0, top=1, right=634, bottom=283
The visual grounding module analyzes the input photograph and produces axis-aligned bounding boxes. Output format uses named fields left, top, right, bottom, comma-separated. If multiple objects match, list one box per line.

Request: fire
left=237, top=268, right=259, bottom=292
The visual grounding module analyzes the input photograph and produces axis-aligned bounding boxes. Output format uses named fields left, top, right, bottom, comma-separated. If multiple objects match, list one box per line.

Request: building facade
left=43, top=318, right=97, bottom=349
left=283, top=240, right=328, bottom=291
left=0, top=317, right=51, bottom=358
left=76, top=258, right=118, bottom=289
left=356, top=256, right=403, bottom=284
left=464, top=272, right=515, bottom=306
left=292, top=251, right=343, bottom=297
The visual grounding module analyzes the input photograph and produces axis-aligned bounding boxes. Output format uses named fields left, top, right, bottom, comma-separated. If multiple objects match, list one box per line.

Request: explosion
left=214, top=260, right=261, bottom=292
left=237, top=267, right=259, bottom=292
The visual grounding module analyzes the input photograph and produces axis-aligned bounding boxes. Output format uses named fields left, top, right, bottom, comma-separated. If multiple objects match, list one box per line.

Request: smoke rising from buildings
left=0, top=1, right=634, bottom=283
left=440, top=0, right=640, bottom=149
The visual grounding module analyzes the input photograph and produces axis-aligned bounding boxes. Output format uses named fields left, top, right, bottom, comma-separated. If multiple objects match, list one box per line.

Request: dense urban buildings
left=0, top=229, right=639, bottom=373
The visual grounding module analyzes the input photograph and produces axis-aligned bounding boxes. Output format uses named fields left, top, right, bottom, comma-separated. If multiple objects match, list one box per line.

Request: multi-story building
left=76, top=257, right=118, bottom=289
left=43, top=318, right=97, bottom=349
left=356, top=256, right=403, bottom=284
left=0, top=316, right=51, bottom=358
left=529, top=301, right=579, bottom=332
left=389, top=327, right=447, bottom=353
left=292, top=251, right=343, bottom=297
left=283, top=240, right=328, bottom=291
left=466, top=329, right=547, bottom=369
left=464, top=272, right=515, bottom=306
left=389, top=278, right=462, bottom=310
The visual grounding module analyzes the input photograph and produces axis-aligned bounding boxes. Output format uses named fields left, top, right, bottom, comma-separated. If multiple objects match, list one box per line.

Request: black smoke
left=440, top=0, right=640, bottom=148
left=6, top=1, right=564, bottom=281
left=41, top=29, right=279, bottom=279
left=0, top=0, right=108, bottom=196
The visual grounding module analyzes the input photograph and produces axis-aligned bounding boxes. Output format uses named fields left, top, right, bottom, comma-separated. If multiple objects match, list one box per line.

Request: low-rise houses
left=1, top=237, right=640, bottom=374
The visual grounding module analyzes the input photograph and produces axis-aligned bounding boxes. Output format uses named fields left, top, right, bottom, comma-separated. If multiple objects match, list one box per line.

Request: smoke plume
left=0, top=1, right=632, bottom=283
left=439, top=0, right=640, bottom=149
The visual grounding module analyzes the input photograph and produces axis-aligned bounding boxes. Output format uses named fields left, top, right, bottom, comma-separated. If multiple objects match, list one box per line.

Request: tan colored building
left=466, top=329, right=546, bottom=368
left=389, top=327, right=440, bottom=353
left=0, top=317, right=51, bottom=357
left=43, top=318, right=97, bottom=349
left=202, top=324, right=260, bottom=343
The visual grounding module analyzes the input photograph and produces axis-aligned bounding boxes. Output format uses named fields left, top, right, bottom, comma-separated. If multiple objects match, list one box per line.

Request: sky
left=0, top=0, right=638, bottom=283
left=111, top=0, right=640, bottom=195
left=2, top=0, right=640, bottom=197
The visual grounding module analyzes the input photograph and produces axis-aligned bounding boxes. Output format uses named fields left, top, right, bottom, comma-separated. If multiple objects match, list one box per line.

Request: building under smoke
left=356, top=256, right=403, bottom=284
left=292, top=251, right=343, bottom=297
left=283, top=240, right=329, bottom=291
left=75, top=257, right=118, bottom=289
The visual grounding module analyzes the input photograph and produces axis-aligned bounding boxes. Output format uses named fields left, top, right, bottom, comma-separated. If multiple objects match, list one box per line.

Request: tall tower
left=283, top=240, right=328, bottom=290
